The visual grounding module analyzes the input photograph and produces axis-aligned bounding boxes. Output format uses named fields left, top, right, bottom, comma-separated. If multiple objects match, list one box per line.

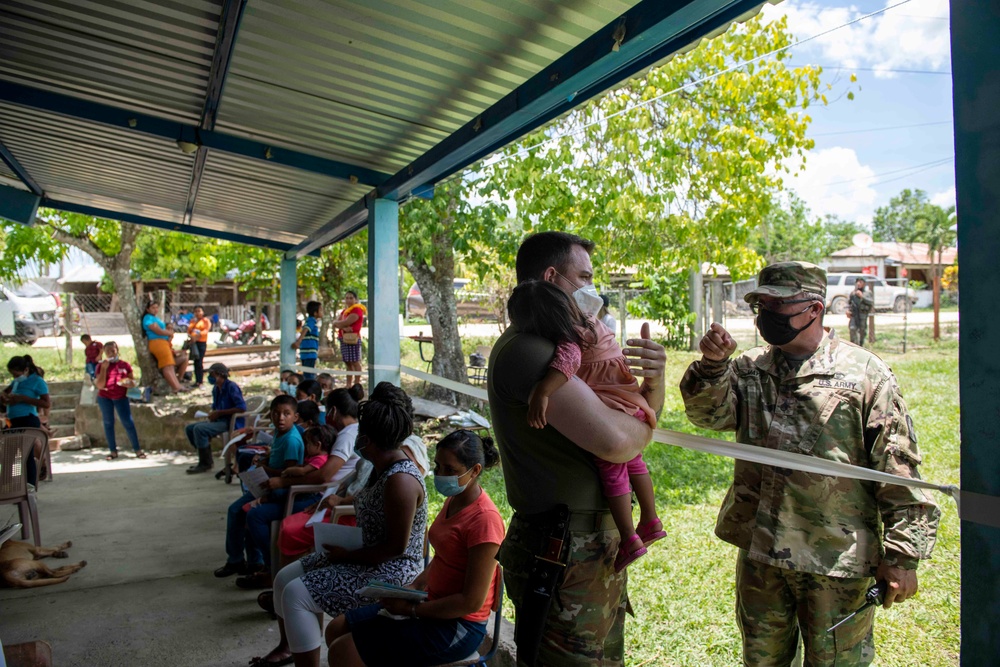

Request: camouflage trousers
left=499, top=515, right=628, bottom=666
left=735, top=550, right=875, bottom=667
left=849, top=319, right=868, bottom=347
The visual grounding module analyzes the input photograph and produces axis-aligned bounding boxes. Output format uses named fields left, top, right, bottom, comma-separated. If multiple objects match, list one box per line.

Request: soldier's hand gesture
left=700, top=322, right=737, bottom=362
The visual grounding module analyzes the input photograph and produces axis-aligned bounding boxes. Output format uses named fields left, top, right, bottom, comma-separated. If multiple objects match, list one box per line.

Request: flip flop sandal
left=614, top=534, right=647, bottom=573
left=105, top=452, right=119, bottom=461
left=135, top=451, right=147, bottom=459
left=636, top=519, right=667, bottom=547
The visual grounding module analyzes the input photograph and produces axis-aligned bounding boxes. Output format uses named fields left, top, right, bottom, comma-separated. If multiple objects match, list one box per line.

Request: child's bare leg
left=607, top=493, right=637, bottom=543
left=630, top=472, right=658, bottom=527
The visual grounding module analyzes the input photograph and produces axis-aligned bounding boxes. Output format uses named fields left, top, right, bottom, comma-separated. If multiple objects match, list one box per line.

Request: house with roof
left=824, top=241, right=957, bottom=286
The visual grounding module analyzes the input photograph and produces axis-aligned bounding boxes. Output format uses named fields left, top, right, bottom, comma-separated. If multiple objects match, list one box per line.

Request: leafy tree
left=872, top=189, right=930, bottom=242
left=399, top=178, right=515, bottom=403
left=0, top=211, right=165, bottom=387
left=820, top=214, right=866, bottom=255
left=485, top=14, right=827, bottom=344
left=908, top=203, right=956, bottom=341
left=297, top=232, right=368, bottom=350
left=753, top=195, right=864, bottom=264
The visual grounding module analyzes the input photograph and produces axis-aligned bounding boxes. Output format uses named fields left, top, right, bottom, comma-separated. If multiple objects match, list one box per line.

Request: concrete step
left=51, top=434, right=90, bottom=451
left=48, top=408, right=77, bottom=426
left=51, top=393, right=81, bottom=410
left=48, top=424, right=76, bottom=439
left=46, top=380, right=84, bottom=394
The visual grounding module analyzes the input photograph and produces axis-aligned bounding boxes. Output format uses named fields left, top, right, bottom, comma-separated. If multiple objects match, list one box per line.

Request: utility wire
left=811, top=120, right=951, bottom=137
left=818, top=65, right=951, bottom=75
left=798, top=156, right=954, bottom=188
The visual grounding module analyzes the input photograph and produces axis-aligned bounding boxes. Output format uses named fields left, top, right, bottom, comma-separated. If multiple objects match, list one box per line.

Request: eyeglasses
left=749, top=298, right=816, bottom=315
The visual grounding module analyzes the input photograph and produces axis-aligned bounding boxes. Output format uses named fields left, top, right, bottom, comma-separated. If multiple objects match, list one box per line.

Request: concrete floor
left=0, top=449, right=309, bottom=667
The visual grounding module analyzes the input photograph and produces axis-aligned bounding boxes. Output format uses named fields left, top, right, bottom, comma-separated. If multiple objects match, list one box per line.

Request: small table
left=408, top=335, right=435, bottom=364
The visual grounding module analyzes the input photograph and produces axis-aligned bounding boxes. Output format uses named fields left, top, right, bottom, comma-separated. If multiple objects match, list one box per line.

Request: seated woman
left=325, top=429, right=504, bottom=667
left=1, top=355, right=51, bottom=485
left=141, top=300, right=189, bottom=393
left=250, top=382, right=427, bottom=667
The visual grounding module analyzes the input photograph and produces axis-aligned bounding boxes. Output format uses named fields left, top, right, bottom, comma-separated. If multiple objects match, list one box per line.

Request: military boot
left=186, top=447, right=214, bottom=474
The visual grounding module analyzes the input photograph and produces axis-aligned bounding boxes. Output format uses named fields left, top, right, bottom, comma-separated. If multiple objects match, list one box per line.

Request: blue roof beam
left=288, top=0, right=764, bottom=258
left=0, top=82, right=391, bottom=188
left=0, top=140, right=43, bottom=197
left=43, top=199, right=319, bottom=256
left=0, top=183, right=41, bottom=226
left=184, top=0, right=248, bottom=226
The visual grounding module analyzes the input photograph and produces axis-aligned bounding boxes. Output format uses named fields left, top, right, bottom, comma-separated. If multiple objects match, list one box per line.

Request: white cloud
left=762, top=0, right=951, bottom=78
left=930, top=185, right=955, bottom=208
left=784, top=146, right=878, bottom=224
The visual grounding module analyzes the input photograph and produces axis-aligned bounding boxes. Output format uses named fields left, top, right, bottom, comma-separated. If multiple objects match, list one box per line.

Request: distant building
left=824, top=242, right=957, bottom=285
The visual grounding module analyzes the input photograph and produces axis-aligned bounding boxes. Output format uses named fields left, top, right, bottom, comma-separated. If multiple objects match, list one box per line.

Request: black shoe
left=186, top=463, right=213, bottom=474
left=257, top=590, right=275, bottom=615
left=214, top=561, right=250, bottom=578
left=236, top=571, right=272, bottom=590
left=214, top=469, right=226, bottom=480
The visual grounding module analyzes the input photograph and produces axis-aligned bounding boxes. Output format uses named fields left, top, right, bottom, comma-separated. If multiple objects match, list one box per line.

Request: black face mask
left=756, top=305, right=816, bottom=346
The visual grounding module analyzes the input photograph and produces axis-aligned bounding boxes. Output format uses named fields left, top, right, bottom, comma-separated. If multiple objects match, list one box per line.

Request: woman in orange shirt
left=324, top=429, right=505, bottom=667
left=187, top=305, right=212, bottom=387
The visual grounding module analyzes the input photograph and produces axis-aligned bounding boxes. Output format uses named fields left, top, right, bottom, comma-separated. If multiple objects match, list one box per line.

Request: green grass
left=416, top=341, right=960, bottom=666
left=0, top=345, right=140, bottom=383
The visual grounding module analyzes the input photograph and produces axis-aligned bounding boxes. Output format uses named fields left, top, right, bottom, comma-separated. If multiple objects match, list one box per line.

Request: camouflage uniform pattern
left=743, top=261, right=828, bottom=302
left=680, top=329, right=940, bottom=665
left=680, top=330, right=939, bottom=576
left=499, top=515, right=627, bottom=666
left=848, top=287, right=875, bottom=346
left=736, top=549, right=876, bottom=666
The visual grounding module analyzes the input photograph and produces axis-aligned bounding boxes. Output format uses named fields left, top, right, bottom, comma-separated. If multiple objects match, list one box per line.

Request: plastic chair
left=0, top=428, right=48, bottom=545
left=435, top=566, right=505, bottom=667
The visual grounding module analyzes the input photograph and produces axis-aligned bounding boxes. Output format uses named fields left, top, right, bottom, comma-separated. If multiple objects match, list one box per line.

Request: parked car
left=825, top=273, right=916, bottom=314
left=405, top=278, right=492, bottom=320
left=0, top=281, right=60, bottom=345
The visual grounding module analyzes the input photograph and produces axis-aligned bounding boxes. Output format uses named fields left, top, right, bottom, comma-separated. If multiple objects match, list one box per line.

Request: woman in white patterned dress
left=251, top=382, right=427, bottom=667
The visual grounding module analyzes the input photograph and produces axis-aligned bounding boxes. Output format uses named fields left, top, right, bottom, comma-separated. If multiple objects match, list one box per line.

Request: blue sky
left=761, top=0, right=955, bottom=225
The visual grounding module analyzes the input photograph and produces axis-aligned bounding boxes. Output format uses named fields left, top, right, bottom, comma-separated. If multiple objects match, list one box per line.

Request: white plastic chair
left=0, top=428, right=48, bottom=545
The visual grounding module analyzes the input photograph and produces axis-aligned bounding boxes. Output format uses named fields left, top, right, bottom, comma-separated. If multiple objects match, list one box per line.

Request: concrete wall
left=76, top=403, right=211, bottom=451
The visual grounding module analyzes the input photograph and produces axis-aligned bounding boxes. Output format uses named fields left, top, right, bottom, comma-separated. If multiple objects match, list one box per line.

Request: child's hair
left=318, top=372, right=334, bottom=384
left=7, top=355, right=40, bottom=377
left=297, top=379, right=322, bottom=402
left=297, top=399, right=321, bottom=425
left=80, top=334, right=92, bottom=343
left=304, top=424, right=336, bottom=454
left=306, top=300, right=321, bottom=317
left=358, top=382, right=413, bottom=451
left=507, top=280, right=593, bottom=348
left=325, top=384, right=365, bottom=419
left=437, top=429, right=500, bottom=472
left=270, top=394, right=298, bottom=414
left=289, top=372, right=303, bottom=384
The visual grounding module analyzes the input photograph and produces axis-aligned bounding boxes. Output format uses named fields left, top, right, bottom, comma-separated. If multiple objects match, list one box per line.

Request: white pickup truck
left=825, top=273, right=916, bottom=314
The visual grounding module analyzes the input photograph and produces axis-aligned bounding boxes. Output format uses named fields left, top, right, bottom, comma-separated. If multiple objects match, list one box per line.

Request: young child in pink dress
left=507, top=280, right=665, bottom=571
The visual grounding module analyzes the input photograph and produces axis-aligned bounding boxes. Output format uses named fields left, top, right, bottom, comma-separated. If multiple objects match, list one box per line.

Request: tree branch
left=46, top=225, right=107, bottom=266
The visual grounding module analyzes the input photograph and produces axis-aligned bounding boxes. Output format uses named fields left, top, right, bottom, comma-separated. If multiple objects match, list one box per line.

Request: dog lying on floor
left=1, top=539, right=86, bottom=588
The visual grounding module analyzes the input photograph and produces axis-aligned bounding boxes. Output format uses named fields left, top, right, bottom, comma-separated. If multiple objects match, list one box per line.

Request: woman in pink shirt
left=94, top=342, right=145, bottom=460
left=325, top=429, right=505, bottom=667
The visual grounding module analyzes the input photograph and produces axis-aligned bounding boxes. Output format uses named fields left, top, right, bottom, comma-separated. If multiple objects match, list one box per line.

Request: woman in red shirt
left=325, top=429, right=504, bottom=667
left=94, top=341, right=145, bottom=460
left=329, top=291, right=367, bottom=388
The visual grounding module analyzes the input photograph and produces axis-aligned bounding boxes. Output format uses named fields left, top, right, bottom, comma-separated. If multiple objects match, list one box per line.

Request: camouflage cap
left=744, top=261, right=827, bottom=303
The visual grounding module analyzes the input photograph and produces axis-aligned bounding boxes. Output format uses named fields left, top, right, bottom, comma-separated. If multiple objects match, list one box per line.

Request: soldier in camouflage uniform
left=488, top=231, right=666, bottom=666
left=848, top=278, right=875, bottom=347
left=679, top=261, right=940, bottom=666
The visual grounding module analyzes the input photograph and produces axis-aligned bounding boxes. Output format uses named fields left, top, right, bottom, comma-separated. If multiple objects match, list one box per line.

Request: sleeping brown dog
left=0, top=539, right=86, bottom=588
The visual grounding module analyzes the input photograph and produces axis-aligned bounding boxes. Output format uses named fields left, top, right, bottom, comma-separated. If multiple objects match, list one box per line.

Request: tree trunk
left=404, top=245, right=470, bottom=406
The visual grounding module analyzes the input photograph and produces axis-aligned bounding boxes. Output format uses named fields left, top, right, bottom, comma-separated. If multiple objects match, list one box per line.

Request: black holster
left=513, top=504, right=571, bottom=667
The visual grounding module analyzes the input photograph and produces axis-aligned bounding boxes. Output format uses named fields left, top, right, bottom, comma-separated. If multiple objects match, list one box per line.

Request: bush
left=629, top=272, right=695, bottom=350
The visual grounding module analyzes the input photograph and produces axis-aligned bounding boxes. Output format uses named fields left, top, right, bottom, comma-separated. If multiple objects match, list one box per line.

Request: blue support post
left=280, top=258, right=298, bottom=373
left=367, top=198, right=401, bottom=388
left=952, top=1, right=1000, bottom=662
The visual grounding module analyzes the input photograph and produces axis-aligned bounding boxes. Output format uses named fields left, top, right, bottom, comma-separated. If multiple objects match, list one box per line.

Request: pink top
left=549, top=319, right=656, bottom=428
left=98, top=361, right=132, bottom=401
left=305, top=453, right=329, bottom=469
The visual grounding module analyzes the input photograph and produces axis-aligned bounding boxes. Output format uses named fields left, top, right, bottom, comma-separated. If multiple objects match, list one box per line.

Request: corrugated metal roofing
left=0, top=0, right=765, bottom=250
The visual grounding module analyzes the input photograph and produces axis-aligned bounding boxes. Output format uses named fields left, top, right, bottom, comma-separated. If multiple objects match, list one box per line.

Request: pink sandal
left=614, top=534, right=647, bottom=572
left=637, top=519, right=667, bottom=547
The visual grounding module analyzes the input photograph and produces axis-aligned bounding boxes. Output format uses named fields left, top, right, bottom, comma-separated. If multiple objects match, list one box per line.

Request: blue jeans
left=97, top=396, right=141, bottom=453
left=300, top=356, right=317, bottom=380
left=185, top=420, right=228, bottom=450
left=85, top=362, right=97, bottom=380
left=226, top=490, right=261, bottom=565
left=245, top=493, right=320, bottom=568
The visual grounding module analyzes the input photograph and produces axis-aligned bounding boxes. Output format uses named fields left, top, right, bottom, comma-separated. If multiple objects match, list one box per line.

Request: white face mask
left=556, top=271, right=603, bottom=319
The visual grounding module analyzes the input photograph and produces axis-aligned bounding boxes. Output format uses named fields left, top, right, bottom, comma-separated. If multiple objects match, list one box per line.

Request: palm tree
left=909, top=204, right=957, bottom=341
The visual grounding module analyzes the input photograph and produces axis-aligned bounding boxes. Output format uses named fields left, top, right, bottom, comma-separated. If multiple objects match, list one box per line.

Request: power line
left=793, top=156, right=953, bottom=189
left=817, top=65, right=952, bottom=75
left=811, top=120, right=952, bottom=137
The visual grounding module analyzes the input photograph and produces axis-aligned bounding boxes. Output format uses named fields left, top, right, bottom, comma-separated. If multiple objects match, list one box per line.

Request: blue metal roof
left=0, top=0, right=768, bottom=250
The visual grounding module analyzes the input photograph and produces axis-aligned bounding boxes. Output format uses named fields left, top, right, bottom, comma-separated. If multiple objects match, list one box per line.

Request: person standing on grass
left=848, top=278, right=875, bottom=348
left=291, top=300, right=321, bottom=380
left=680, top=260, right=941, bottom=666
left=187, top=305, right=212, bottom=387
left=95, top=341, right=145, bottom=460
left=487, top=231, right=666, bottom=666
